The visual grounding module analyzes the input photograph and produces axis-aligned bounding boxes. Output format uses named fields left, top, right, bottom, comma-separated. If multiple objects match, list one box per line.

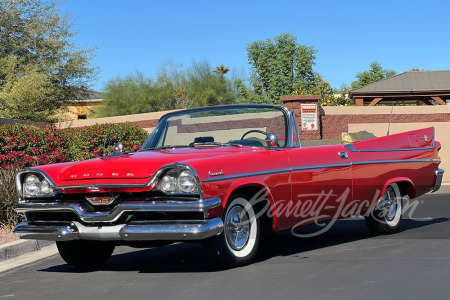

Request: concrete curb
left=0, top=239, right=54, bottom=263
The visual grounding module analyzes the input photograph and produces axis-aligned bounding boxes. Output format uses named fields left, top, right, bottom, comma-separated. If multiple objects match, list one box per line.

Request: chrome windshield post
left=289, top=111, right=301, bottom=148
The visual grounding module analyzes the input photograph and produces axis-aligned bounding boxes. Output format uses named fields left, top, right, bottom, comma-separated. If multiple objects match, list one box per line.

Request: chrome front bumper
left=13, top=197, right=224, bottom=241
left=14, top=219, right=224, bottom=241
left=431, top=168, right=445, bottom=193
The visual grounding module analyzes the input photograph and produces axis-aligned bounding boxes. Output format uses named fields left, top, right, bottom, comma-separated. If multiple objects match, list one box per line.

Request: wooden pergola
left=349, top=70, right=450, bottom=106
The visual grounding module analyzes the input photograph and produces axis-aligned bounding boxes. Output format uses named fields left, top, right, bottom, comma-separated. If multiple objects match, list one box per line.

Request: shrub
left=0, top=122, right=148, bottom=228
left=65, top=123, right=147, bottom=160
left=0, top=167, right=22, bottom=228
left=0, top=123, right=148, bottom=169
left=0, top=125, right=68, bottom=169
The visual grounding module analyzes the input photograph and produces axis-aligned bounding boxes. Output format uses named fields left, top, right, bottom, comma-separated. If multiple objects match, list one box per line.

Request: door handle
left=338, top=151, right=349, bottom=159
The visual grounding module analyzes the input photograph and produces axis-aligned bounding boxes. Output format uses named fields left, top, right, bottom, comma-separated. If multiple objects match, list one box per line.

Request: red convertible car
left=13, top=104, right=444, bottom=268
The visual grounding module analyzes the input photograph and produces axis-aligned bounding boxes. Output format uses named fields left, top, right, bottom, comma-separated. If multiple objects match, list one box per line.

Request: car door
left=286, top=144, right=353, bottom=228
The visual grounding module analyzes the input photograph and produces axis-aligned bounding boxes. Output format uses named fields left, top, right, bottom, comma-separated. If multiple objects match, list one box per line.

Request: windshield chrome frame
left=289, top=111, right=301, bottom=148
left=141, top=104, right=297, bottom=150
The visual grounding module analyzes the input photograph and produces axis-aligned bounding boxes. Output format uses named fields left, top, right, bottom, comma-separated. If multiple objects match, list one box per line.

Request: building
left=56, top=91, right=103, bottom=120
left=349, top=70, right=450, bottom=106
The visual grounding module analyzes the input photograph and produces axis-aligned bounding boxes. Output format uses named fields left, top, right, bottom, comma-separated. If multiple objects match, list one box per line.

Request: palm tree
left=214, top=65, right=230, bottom=77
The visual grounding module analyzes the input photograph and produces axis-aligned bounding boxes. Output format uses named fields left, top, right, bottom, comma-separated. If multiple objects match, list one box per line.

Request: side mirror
left=265, top=133, right=278, bottom=149
left=113, top=142, right=123, bottom=155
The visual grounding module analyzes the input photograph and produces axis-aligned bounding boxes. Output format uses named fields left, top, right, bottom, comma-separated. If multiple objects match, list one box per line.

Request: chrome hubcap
left=225, top=205, right=250, bottom=251
left=381, top=187, right=398, bottom=221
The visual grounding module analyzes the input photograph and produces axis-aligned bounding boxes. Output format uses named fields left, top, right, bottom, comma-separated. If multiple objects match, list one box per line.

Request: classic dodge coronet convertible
left=13, top=104, right=444, bottom=268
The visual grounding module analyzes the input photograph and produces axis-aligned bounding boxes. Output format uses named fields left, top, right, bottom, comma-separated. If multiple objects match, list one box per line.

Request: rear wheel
left=56, top=240, right=115, bottom=270
left=365, top=183, right=403, bottom=235
left=204, top=194, right=260, bottom=267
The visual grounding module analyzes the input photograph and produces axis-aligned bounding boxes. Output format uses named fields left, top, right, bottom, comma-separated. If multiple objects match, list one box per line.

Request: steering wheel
left=240, top=129, right=268, bottom=140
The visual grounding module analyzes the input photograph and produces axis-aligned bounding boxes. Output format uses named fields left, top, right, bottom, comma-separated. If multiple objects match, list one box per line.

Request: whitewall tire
left=365, top=183, right=403, bottom=235
left=204, top=194, right=260, bottom=267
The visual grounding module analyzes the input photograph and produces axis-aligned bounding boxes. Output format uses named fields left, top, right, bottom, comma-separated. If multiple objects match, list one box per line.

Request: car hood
left=47, top=147, right=254, bottom=182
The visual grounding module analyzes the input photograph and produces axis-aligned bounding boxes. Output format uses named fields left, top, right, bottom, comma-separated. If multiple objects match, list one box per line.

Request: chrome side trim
left=14, top=197, right=222, bottom=223
left=352, top=159, right=441, bottom=165
left=431, top=168, right=445, bottom=193
left=202, top=159, right=440, bottom=182
left=202, top=168, right=291, bottom=182
left=291, top=163, right=352, bottom=171
left=13, top=218, right=224, bottom=241
left=345, top=127, right=436, bottom=152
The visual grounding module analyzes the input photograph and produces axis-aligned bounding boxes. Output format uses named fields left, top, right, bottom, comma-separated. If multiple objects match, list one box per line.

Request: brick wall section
left=282, top=96, right=322, bottom=140
left=321, top=113, right=450, bottom=139
left=129, top=119, right=159, bottom=129
left=0, top=118, right=50, bottom=126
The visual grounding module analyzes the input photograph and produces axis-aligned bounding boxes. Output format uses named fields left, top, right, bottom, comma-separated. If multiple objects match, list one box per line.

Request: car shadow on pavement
left=38, top=217, right=450, bottom=274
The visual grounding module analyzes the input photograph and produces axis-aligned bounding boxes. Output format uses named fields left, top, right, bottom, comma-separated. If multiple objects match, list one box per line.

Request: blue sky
left=61, top=0, right=450, bottom=92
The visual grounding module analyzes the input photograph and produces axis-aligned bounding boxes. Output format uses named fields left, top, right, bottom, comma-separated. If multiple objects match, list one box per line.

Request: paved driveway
left=1, top=188, right=449, bottom=300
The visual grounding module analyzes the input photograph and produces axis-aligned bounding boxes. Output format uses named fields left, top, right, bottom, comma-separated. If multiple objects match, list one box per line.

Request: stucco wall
left=55, top=110, right=178, bottom=133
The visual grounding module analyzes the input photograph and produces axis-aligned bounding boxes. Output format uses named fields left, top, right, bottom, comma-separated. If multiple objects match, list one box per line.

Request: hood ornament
left=113, top=142, right=123, bottom=155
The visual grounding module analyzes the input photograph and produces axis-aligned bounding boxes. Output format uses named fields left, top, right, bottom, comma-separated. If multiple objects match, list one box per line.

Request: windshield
left=141, top=105, right=289, bottom=149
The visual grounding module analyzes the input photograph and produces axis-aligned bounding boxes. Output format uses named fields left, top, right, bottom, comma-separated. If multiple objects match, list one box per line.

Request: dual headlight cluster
left=18, top=166, right=199, bottom=197
left=20, top=173, right=55, bottom=197
left=157, top=168, right=198, bottom=194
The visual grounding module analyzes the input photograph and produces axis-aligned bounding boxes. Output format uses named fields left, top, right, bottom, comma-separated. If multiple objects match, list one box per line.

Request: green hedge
left=0, top=122, right=148, bottom=227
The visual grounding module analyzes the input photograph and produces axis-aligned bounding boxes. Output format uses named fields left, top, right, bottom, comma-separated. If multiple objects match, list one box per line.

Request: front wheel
left=56, top=240, right=115, bottom=270
left=204, top=195, right=260, bottom=267
left=365, top=183, right=403, bottom=235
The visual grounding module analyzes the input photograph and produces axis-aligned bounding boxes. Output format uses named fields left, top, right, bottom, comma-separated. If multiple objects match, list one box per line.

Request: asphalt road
left=1, top=188, right=450, bottom=300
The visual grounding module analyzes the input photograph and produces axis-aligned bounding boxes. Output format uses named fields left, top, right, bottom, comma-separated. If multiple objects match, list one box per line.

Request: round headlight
left=178, top=170, right=196, bottom=193
left=40, top=180, right=54, bottom=194
left=24, top=174, right=41, bottom=196
left=159, top=175, right=177, bottom=193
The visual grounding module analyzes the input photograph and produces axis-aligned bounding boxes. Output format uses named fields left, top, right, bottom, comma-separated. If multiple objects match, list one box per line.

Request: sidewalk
left=0, top=239, right=54, bottom=263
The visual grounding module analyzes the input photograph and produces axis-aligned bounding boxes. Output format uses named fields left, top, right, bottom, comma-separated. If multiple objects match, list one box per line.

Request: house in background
left=349, top=70, right=450, bottom=106
left=56, top=91, right=103, bottom=120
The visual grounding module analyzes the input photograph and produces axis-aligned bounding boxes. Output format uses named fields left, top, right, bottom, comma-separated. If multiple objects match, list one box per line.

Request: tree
left=0, top=0, right=97, bottom=122
left=186, top=61, right=236, bottom=107
left=214, top=65, right=230, bottom=77
left=351, top=61, right=397, bottom=89
left=98, top=72, right=168, bottom=117
left=246, top=33, right=319, bottom=103
left=98, top=60, right=238, bottom=117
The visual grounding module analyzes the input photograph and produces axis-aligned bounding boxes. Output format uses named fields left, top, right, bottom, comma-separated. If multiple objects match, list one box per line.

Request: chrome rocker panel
left=14, top=197, right=221, bottom=223
left=14, top=218, right=224, bottom=241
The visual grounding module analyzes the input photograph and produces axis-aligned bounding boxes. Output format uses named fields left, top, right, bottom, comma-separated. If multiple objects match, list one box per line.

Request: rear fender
left=382, top=177, right=416, bottom=199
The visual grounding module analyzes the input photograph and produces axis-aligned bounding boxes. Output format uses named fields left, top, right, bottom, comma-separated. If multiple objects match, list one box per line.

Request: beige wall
left=323, top=105, right=450, bottom=115
left=349, top=122, right=449, bottom=182
left=55, top=109, right=177, bottom=130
